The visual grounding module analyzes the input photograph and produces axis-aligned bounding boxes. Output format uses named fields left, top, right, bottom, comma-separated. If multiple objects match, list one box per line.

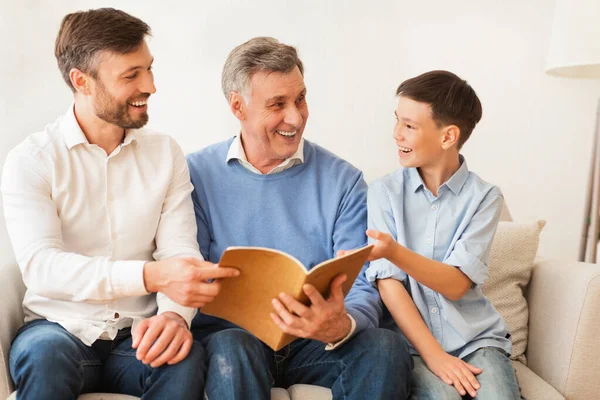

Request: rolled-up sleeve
left=443, top=188, right=504, bottom=285
left=365, top=181, right=407, bottom=284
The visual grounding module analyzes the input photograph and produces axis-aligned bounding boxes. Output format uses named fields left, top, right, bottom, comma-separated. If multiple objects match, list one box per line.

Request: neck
left=239, top=133, right=285, bottom=174
left=417, top=153, right=461, bottom=196
left=73, top=98, right=125, bottom=156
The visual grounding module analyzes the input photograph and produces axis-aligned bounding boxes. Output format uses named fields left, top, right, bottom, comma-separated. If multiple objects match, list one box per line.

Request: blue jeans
left=10, top=319, right=205, bottom=400
left=193, top=326, right=413, bottom=400
left=410, top=347, right=522, bottom=400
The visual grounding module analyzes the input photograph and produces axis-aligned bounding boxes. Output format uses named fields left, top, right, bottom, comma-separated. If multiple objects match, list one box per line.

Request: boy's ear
left=441, top=125, right=460, bottom=150
left=229, top=91, right=246, bottom=121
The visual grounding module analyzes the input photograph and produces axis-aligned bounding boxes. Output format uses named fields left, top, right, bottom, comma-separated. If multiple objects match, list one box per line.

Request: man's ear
left=70, top=68, right=91, bottom=95
left=441, top=125, right=460, bottom=150
left=229, top=91, right=246, bottom=121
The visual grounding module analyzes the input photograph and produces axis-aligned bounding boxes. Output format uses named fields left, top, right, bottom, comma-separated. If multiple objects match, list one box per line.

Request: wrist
left=331, top=314, right=352, bottom=343
left=143, top=261, right=162, bottom=293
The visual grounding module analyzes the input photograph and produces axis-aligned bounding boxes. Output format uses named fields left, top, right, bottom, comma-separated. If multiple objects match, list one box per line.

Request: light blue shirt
left=366, top=156, right=511, bottom=358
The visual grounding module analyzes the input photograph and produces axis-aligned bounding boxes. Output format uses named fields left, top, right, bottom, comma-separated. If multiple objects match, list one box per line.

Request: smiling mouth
left=128, top=100, right=148, bottom=108
left=398, top=146, right=413, bottom=153
left=277, top=130, right=297, bottom=137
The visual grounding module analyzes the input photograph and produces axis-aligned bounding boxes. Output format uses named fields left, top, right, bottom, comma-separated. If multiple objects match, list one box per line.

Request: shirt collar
left=61, top=103, right=138, bottom=150
left=225, top=134, right=305, bottom=165
left=61, top=104, right=88, bottom=150
left=408, top=155, right=469, bottom=195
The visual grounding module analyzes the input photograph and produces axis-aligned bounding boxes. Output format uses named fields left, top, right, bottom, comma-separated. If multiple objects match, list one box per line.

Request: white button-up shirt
left=226, top=134, right=304, bottom=174
left=1, top=105, right=199, bottom=345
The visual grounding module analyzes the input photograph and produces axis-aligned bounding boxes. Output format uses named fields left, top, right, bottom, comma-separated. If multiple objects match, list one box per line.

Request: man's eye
left=297, top=96, right=305, bottom=103
left=125, top=73, right=138, bottom=80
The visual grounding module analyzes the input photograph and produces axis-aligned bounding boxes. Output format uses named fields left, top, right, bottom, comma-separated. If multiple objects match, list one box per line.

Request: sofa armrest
left=0, top=261, right=25, bottom=399
left=526, top=258, right=600, bottom=400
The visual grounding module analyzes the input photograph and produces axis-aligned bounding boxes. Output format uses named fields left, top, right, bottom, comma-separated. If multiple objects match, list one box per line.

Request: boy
left=364, top=71, right=520, bottom=399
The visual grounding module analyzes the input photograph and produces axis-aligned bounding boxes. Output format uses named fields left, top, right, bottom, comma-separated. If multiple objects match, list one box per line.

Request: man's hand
left=143, top=258, right=239, bottom=308
left=270, top=274, right=352, bottom=343
left=422, top=350, right=482, bottom=398
left=132, top=312, right=193, bottom=368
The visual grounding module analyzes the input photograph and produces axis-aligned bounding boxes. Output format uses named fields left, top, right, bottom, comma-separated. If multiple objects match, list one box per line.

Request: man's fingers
left=327, top=274, right=347, bottom=303
left=278, top=292, right=311, bottom=318
left=149, top=331, right=185, bottom=368
left=132, top=319, right=149, bottom=349
left=270, top=313, right=305, bottom=338
left=143, top=324, right=178, bottom=364
left=136, top=322, right=163, bottom=361
left=302, top=284, right=327, bottom=308
left=196, top=266, right=240, bottom=280
left=168, top=336, right=193, bottom=365
left=271, top=298, right=301, bottom=327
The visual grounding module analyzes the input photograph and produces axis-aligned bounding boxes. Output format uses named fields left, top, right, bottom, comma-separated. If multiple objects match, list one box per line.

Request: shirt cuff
left=110, top=260, right=148, bottom=297
left=325, top=314, right=356, bottom=351
left=444, top=251, right=488, bottom=285
left=156, top=293, right=197, bottom=328
left=365, top=260, right=407, bottom=284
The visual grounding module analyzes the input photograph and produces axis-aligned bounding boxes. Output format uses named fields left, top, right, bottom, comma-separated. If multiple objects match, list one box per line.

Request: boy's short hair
left=396, top=70, right=482, bottom=149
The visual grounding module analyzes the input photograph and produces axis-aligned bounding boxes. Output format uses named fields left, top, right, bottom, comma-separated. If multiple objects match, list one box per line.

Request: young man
left=186, top=37, right=412, bottom=400
left=2, top=8, right=238, bottom=399
left=361, top=71, right=520, bottom=399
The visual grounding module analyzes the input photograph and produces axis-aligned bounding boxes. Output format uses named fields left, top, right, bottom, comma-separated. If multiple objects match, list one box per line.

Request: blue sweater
left=187, top=138, right=382, bottom=336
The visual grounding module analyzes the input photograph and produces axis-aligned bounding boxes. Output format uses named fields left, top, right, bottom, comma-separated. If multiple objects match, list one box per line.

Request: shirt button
left=431, top=204, right=438, bottom=211
left=114, top=312, right=120, bottom=318
left=431, top=307, right=438, bottom=314
left=426, top=238, right=432, bottom=244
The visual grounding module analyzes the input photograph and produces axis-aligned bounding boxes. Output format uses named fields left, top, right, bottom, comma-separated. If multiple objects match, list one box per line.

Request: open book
left=201, top=244, right=374, bottom=350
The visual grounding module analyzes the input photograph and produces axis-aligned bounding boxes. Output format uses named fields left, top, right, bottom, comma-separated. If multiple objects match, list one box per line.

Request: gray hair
left=221, top=37, right=304, bottom=100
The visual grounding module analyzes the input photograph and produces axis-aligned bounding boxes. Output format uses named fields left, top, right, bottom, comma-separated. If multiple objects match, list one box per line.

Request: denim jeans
left=410, top=347, right=523, bottom=400
left=9, top=319, right=205, bottom=400
left=192, top=326, right=413, bottom=400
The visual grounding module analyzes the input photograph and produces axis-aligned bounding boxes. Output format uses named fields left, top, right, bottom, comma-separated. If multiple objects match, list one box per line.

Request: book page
left=201, top=247, right=307, bottom=350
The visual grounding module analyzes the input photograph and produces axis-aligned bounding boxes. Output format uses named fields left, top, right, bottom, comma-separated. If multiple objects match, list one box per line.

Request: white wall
left=1, top=0, right=599, bottom=263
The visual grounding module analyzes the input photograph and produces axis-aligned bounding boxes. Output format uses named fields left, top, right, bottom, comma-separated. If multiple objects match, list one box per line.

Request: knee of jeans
left=173, top=340, right=206, bottom=370
left=207, top=329, right=263, bottom=355
left=10, top=326, right=80, bottom=375
left=355, top=329, right=411, bottom=368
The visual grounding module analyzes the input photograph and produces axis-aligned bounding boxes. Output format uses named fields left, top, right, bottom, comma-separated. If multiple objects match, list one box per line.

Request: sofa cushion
left=482, top=220, right=545, bottom=364
left=513, top=361, right=564, bottom=400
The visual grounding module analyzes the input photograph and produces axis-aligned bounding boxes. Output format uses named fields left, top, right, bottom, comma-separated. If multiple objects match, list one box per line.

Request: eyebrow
left=266, top=88, right=307, bottom=104
left=395, top=112, right=419, bottom=125
left=120, top=57, right=154, bottom=76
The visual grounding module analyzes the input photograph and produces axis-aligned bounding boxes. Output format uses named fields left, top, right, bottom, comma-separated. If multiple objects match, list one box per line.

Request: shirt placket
left=424, top=191, right=443, bottom=344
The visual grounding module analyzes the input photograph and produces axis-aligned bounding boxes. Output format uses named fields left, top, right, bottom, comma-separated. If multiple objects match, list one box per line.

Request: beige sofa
left=2, top=253, right=600, bottom=399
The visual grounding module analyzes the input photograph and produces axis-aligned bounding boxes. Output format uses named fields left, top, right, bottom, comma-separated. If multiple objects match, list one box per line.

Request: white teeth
left=129, top=100, right=148, bottom=107
left=398, top=146, right=412, bottom=153
left=277, top=130, right=297, bottom=137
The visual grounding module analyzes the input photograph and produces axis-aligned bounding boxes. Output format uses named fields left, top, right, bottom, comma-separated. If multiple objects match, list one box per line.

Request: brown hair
left=55, top=8, right=151, bottom=91
left=221, top=37, right=304, bottom=100
left=396, top=70, right=482, bottom=149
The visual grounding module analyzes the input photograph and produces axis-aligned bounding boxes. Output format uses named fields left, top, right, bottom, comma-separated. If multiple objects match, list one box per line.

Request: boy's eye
left=406, top=124, right=414, bottom=130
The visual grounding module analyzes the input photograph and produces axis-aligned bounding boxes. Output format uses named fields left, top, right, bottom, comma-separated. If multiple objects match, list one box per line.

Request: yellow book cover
left=201, top=244, right=374, bottom=350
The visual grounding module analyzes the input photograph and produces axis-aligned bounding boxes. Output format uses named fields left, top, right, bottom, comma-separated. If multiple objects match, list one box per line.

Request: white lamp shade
left=546, top=0, right=600, bottom=78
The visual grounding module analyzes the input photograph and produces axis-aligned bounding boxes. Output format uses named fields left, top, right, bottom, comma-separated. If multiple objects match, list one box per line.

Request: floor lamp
left=545, top=0, right=600, bottom=262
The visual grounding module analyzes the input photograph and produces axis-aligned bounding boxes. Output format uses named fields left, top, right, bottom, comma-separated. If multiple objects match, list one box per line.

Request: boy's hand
left=422, top=350, right=482, bottom=397
left=365, top=229, right=399, bottom=261
left=336, top=229, right=400, bottom=262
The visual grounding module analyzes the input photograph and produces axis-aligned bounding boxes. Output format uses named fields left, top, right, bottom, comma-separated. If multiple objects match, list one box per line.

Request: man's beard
left=93, top=79, right=149, bottom=129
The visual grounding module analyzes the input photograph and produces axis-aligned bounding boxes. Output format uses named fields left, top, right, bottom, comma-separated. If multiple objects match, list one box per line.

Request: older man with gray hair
left=186, top=37, right=412, bottom=399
